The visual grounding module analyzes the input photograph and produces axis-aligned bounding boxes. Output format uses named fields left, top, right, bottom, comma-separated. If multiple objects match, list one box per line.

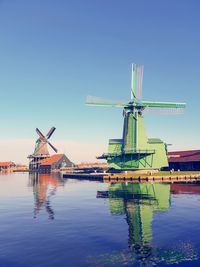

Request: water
left=0, top=173, right=200, bottom=267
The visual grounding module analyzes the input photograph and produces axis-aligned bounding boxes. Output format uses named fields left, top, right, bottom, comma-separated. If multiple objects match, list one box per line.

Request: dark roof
left=168, top=150, right=200, bottom=162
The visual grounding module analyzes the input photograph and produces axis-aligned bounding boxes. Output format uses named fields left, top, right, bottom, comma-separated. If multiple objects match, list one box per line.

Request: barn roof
left=40, top=154, right=64, bottom=166
left=0, top=161, right=15, bottom=167
left=168, top=150, right=200, bottom=162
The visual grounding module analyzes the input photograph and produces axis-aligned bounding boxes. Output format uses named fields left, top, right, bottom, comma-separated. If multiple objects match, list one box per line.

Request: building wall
left=0, top=162, right=16, bottom=171
left=39, top=155, right=74, bottom=173
left=51, top=155, right=73, bottom=169
left=169, top=161, right=200, bottom=171
left=39, top=165, right=51, bottom=173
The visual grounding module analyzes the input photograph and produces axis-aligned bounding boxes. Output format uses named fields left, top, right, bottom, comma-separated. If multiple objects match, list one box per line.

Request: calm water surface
left=0, top=172, right=200, bottom=267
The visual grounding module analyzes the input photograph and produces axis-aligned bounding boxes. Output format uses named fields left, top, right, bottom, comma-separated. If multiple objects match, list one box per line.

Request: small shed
left=39, top=154, right=74, bottom=173
left=0, top=161, right=15, bottom=171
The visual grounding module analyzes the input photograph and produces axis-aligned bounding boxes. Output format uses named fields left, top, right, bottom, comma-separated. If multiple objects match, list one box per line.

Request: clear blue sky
left=0, top=0, right=200, bottom=153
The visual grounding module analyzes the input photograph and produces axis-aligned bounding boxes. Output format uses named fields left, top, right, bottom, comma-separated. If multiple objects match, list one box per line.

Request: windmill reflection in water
left=96, top=183, right=198, bottom=266
left=29, top=173, right=64, bottom=220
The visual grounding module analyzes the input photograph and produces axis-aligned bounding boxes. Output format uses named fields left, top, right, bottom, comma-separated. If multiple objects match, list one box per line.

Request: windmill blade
left=143, top=107, right=185, bottom=115
left=131, top=64, right=144, bottom=100
left=142, top=101, right=186, bottom=115
left=48, top=141, right=58, bottom=153
left=142, top=101, right=186, bottom=109
left=36, top=128, right=45, bottom=139
left=46, top=127, right=56, bottom=139
left=86, top=95, right=127, bottom=107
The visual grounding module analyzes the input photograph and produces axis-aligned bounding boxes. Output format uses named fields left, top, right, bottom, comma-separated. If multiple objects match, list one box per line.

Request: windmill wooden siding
left=39, top=154, right=73, bottom=173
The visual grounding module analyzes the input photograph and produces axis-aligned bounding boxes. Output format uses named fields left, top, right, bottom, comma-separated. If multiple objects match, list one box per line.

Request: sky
left=0, top=0, right=200, bottom=164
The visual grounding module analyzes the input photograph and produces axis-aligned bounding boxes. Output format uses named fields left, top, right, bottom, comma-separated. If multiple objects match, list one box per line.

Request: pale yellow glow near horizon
left=0, top=139, right=107, bottom=165
left=0, top=137, right=199, bottom=165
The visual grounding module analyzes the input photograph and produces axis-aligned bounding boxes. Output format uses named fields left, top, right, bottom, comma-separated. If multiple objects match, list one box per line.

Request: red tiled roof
left=168, top=150, right=200, bottom=162
left=40, top=154, right=64, bottom=166
left=0, top=161, right=14, bottom=167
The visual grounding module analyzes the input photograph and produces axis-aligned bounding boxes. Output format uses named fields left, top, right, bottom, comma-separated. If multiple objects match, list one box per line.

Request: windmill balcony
left=97, top=149, right=155, bottom=159
left=123, top=149, right=156, bottom=154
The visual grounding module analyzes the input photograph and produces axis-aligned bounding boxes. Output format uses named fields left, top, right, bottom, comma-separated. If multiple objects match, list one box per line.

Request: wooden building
left=39, top=154, right=73, bottom=173
left=0, top=162, right=16, bottom=171
left=168, top=150, right=200, bottom=171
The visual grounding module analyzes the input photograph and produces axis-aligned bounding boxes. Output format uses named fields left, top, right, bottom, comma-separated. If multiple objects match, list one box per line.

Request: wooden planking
left=63, top=172, right=200, bottom=184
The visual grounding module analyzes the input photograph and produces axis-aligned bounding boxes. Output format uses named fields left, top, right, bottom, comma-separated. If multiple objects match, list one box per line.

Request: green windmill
left=86, top=64, right=186, bottom=171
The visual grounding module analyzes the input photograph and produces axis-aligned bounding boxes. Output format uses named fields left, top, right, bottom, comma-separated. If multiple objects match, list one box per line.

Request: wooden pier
left=63, top=171, right=200, bottom=183
left=63, top=173, right=104, bottom=181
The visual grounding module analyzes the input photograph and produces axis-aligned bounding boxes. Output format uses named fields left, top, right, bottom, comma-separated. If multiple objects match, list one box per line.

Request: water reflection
left=95, top=183, right=198, bottom=266
left=171, top=183, right=200, bottom=195
left=29, top=173, right=64, bottom=220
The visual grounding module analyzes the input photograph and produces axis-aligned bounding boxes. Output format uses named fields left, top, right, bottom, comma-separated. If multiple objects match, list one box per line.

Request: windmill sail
left=131, top=64, right=143, bottom=100
left=144, top=107, right=185, bottom=115
left=142, top=101, right=186, bottom=115
left=48, top=141, right=58, bottom=153
left=142, top=101, right=186, bottom=108
left=46, top=127, right=56, bottom=139
left=86, top=95, right=126, bottom=107
left=36, top=128, right=45, bottom=139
